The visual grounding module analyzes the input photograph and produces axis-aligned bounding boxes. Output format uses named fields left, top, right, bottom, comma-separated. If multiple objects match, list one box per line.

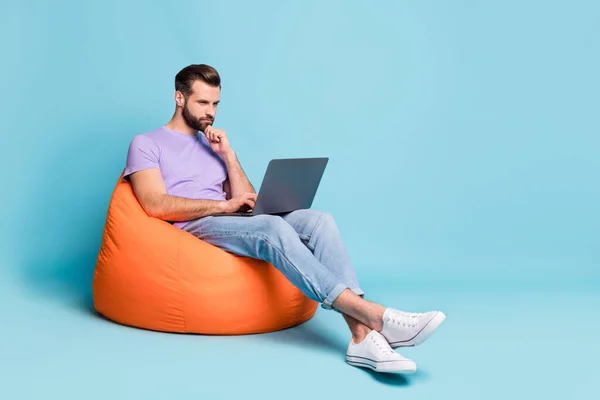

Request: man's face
left=180, top=80, right=220, bottom=132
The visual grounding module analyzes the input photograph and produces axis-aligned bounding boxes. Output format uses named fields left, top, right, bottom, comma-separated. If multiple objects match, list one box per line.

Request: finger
left=208, top=129, right=216, bottom=142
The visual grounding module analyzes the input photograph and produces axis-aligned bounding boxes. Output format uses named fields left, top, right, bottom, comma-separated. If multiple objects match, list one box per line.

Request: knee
left=296, top=209, right=335, bottom=226
left=311, top=210, right=336, bottom=231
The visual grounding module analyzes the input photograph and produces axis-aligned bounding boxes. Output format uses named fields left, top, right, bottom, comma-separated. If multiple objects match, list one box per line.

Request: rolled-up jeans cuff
left=321, top=284, right=365, bottom=310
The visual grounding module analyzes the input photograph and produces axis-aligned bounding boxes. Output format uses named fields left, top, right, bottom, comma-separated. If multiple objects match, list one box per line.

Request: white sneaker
left=380, top=308, right=446, bottom=348
left=346, top=330, right=417, bottom=374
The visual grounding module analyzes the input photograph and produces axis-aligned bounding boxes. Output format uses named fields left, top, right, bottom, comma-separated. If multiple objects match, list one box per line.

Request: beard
left=182, top=102, right=213, bottom=132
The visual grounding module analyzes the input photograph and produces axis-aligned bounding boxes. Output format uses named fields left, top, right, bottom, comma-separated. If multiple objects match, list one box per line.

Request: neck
left=165, top=113, right=197, bottom=136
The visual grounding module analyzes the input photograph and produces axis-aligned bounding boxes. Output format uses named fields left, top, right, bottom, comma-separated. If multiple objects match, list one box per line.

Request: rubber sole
left=346, top=356, right=417, bottom=374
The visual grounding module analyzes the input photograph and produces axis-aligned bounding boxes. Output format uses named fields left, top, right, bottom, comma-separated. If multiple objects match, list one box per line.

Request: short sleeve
left=123, top=135, right=161, bottom=181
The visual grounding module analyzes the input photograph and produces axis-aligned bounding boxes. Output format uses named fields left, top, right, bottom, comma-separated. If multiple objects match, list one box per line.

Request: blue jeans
left=182, top=209, right=364, bottom=310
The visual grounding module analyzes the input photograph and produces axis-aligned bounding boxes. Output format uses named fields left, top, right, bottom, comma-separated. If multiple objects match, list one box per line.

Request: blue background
left=1, top=0, right=598, bottom=399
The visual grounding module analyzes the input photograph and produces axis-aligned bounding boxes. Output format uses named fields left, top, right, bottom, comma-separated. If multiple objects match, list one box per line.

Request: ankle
left=351, top=325, right=372, bottom=344
left=369, top=307, right=386, bottom=332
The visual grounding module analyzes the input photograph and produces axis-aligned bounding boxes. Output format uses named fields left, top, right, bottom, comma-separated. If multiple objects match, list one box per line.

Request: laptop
left=212, top=157, right=329, bottom=217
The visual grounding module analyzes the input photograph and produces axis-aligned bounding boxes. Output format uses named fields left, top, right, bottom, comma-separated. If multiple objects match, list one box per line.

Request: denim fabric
left=182, top=209, right=364, bottom=310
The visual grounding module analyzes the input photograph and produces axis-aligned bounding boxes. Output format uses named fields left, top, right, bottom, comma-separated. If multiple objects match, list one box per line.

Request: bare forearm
left=222, top=152, right=255, bottom=196
left=145, top=193, right=226, bottom=221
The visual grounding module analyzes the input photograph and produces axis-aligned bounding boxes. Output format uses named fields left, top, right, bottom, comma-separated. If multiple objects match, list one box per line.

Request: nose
left=206, top=106, right=215, bottom=118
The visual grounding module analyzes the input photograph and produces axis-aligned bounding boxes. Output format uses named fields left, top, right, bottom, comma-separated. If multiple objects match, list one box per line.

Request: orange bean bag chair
left=92, top=172, right=318, bottom=335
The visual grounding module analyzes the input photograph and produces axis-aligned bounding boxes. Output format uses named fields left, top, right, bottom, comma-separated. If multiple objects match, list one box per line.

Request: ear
left=175, top=91, right=185, bottom=108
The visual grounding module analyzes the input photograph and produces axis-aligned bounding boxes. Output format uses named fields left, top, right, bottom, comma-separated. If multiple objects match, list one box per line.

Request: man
left=124, top=64, right=446, bottom=374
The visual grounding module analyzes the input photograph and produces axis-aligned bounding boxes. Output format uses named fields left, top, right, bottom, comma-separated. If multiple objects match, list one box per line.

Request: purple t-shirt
left=123, top=126, right=227, bottom=228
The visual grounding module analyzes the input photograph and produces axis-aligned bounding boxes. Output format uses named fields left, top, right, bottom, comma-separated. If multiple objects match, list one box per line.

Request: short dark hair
left=175, top=64, right=221, bottom=97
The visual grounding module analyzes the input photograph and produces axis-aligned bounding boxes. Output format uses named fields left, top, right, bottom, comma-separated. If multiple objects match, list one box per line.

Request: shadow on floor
left=263, top=318, right=347, bottom=355
left=364, top=367, right=430, bottom=387
left=20, top=251, right=99, bottom=316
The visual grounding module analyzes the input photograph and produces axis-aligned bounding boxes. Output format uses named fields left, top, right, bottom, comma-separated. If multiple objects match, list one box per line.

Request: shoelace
left=385, top=310, right=421, bottom=328
left=370, top=334, right=396, bottom=356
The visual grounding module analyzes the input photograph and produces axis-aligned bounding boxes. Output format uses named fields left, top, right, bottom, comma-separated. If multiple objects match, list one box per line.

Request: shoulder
left=128, top=128, right=165, bottom=152
left=125, top=129, right=168, bottom=166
